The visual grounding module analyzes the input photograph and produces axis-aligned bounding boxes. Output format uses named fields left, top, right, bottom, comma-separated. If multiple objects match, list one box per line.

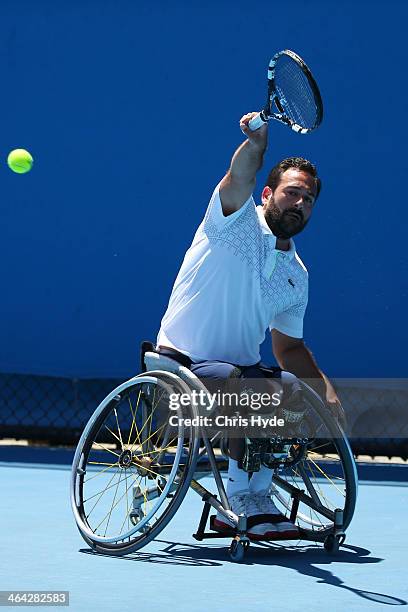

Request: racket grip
left=248, top=112, right=267, bottom=131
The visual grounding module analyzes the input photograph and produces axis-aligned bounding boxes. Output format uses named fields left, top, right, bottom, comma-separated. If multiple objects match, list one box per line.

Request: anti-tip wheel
left=229, top=539, right=246, bottom=562
left=324, top=534, right=341, bottom=554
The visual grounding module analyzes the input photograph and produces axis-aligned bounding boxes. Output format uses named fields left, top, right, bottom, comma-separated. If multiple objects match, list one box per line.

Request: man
left=156, top=112, right=342, bottom=540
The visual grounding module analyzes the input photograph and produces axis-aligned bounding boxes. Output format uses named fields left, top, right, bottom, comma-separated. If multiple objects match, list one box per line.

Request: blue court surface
left=1, top=452, right=407, bottom=612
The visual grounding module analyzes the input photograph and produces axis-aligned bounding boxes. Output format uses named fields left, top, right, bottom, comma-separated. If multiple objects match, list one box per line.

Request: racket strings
left=274, top=56, right=319, bottom=129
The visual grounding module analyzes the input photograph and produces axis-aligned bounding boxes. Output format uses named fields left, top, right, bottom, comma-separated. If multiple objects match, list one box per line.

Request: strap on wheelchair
left=246, top=514, right=289, bottom=528
left=258, top=363, right=282, bottom=378
left=140, top=341, right=155, bottom=373
left=140, top=342, right=194, bottom=372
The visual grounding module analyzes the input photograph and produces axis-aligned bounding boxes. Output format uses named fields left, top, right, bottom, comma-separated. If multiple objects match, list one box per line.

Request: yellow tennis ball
left=7, top=149, right=34, bottom=174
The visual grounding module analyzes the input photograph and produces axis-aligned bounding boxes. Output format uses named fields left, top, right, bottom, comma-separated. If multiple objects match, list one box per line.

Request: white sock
left=226, top=459, right=249, bottom=497
left=249, top=465, right=274, bottom=494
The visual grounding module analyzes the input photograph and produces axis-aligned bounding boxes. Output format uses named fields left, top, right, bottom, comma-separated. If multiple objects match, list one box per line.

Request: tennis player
left=156, top=113, right=343, bottom=540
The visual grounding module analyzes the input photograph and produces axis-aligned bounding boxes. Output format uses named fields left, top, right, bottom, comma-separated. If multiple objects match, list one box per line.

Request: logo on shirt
left=288, top=278, right=295, bottom=288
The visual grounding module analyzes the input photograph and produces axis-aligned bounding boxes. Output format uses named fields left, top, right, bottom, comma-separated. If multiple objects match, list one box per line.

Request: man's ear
left=261, top=186, right=272, bottom=207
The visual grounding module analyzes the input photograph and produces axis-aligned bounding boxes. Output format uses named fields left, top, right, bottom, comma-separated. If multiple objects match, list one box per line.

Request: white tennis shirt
left=157, top=184, right=308, bottom=365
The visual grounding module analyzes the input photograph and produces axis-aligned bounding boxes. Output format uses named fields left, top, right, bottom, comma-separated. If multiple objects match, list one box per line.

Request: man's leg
left=190, top=360, right=299, bottom=539
left=229, top=430, right=274, bottom=498
left=189, top=361, right=249, bottom=497
left=235, top=364, right=277, bottom=494
left=190, top=360, right=276, bottom=495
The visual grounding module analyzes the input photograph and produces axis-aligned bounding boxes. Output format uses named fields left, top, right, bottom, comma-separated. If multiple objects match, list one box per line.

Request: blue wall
left=1, top=0, right=406, bottom=378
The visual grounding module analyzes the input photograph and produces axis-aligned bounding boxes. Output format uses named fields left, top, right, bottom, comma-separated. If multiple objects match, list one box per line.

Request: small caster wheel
left=229, top=539, right=245, bottom=562
left=324, top=534, right=340, bottom=554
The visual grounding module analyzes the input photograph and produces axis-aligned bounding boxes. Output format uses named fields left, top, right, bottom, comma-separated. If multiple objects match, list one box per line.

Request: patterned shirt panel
left=203, top=188, right=308, bottom=326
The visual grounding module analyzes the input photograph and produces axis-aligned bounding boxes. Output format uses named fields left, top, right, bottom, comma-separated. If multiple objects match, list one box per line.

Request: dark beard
left=264, top=203, right=308, bottom=239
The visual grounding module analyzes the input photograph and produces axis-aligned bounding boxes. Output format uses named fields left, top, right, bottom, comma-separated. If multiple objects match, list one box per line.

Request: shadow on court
left=80, top=541, right=407, bottom=607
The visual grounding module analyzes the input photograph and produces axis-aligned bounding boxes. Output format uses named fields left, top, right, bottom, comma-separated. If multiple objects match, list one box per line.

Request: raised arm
left=219, top=112, right=268, bottom=216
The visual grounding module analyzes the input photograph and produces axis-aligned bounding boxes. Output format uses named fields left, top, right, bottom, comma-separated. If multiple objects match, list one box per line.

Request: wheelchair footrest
left=206, top=515, right=306, bottom=541
left=195, top=515, right=343, bottom=545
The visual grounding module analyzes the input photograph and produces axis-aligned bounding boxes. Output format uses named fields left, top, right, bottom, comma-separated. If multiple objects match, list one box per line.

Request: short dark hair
left=265, top=157, right=321, bottom=200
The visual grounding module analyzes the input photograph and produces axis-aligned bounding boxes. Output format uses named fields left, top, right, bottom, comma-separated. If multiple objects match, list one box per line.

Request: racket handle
left=248, top=112, right=267, bottom=131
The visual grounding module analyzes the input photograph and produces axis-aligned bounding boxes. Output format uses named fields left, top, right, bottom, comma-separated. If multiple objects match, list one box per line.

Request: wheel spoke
left=127, top=388, right=143, bottom=446
left=84, top=469, right=137, bottom=503
left=119, top=468, right=132, bottom=535
left=132, top=388, right=167, bottom=448
left=84, top=461, right=121, bottom=483
left=88, top=460, right=120, bottom=467
left=102, top=426, right=124, bottom=449
left=91, top=439, right=121, bottom=457
left=114, top=408, right=124, bottom=450
left=85, top=466, right=122, bottom=521
left=307, top=458, right=346, bottom=498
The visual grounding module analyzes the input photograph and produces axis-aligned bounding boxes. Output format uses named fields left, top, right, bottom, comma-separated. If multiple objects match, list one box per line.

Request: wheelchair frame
left=70, top=346, right=358, bottom=562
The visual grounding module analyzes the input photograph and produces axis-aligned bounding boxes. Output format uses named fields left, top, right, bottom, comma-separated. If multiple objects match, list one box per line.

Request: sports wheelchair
left=70, top=342, right=358, bottom=562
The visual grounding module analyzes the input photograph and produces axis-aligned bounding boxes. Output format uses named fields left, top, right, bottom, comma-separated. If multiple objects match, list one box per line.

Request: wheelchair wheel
left=271, top=381, right=358, bottom=538
left=71, top=371, right=200, bottom=555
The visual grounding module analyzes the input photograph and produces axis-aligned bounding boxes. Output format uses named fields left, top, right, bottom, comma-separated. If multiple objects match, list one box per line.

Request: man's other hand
left=326, top=397, right=347, bottom=432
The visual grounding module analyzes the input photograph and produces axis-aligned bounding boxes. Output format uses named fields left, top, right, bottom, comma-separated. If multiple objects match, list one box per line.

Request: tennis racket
left=248, top=49, right=323, bottom=134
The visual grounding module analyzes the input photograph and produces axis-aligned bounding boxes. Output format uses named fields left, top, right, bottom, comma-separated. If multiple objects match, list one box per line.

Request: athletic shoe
left=243, top=492, right=280, bottom=540
left=250, top=490, right=299, bottom=539
left=212, top=491, right=285, bottom=539
left=212, top=491, right=248, bottom=532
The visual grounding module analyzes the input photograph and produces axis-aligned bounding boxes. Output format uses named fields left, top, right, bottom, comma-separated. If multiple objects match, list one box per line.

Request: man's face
left=262, top=168, right=317, bottom=240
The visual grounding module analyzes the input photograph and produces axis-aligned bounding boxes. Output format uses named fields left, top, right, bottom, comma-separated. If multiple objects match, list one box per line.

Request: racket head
left=262, top=49, right=323, bottom=134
